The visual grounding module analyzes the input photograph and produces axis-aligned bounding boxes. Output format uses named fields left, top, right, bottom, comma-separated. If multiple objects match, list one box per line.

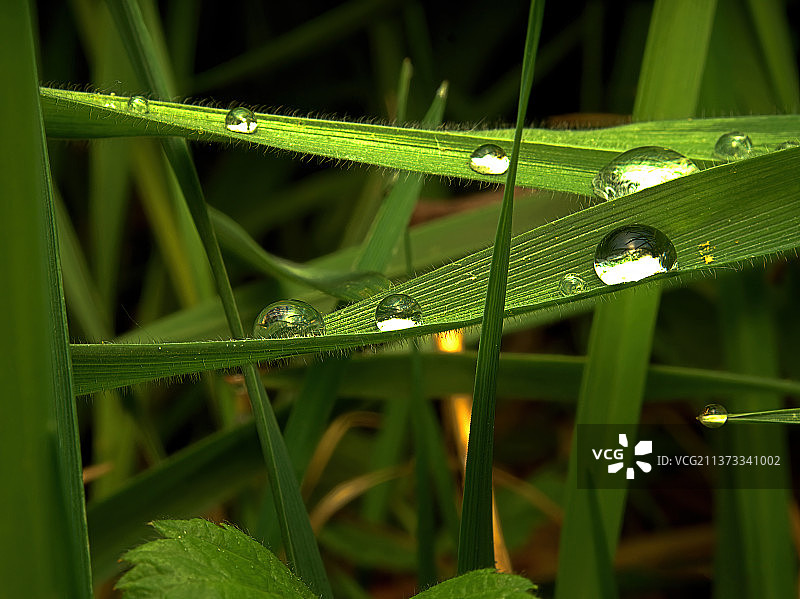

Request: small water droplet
left=375, top=293, right=423, bottom=332
left=697, top=404, right=728, bottom=428
left=594, top=224, right=677, bottom=285
left=469, top=144, right=510, bottom=175
left=253, top=300, right=324, bottom=338
left=559, top=273, right=586, bottom=296
left=225, top=107, right=258, bottom=134
left=127, top=95, right=149, bottom=114
left=776, top=140, right=800, bottom=151
left=714, top=131, right=752, bottom=160
left=591, top=146, right=699, bottom=200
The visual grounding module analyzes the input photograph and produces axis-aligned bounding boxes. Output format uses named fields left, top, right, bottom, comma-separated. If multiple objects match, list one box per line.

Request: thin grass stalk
left=457, top=0, right=544, bottom=573
left=105, top=1, right=332, bottom=595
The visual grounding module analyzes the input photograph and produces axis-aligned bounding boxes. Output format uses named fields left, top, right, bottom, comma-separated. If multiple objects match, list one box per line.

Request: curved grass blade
left=0, top=2, right=91, bottom=595
left=211, top=206, right=390, bottom=301
left=458, top=0, right=544, bottom=573
left=105, top=1, right=332, bottom=595
left=70, top=147, right=800, bottom=393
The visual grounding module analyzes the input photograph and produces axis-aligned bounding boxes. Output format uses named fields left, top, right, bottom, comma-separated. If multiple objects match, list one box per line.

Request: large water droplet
left=469, top=144, right=510, bottom=175
left=714, top=131, right=752, bottom=160
left=559, top=273, right=586, bottom=296
left=225, top=107, right=258, bottom=134
left=375, top=293, right=423, bottom=332
left=253, top=300, right=324, bottom=338
left=127, top=95, right=149, bottom=114
left=697, top=404, right=728, bottom=429
left=591, top=146, right=699, bottom=200
left=594, top=224, right=677, bottom=285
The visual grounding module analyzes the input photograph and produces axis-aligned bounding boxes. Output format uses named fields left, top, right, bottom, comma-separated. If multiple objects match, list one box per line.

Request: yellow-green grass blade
left=458, top=0, right=544, bottom=573
left=106, top=0, right=333, bottom=595
left=0, top=1, right=91, bottom=596
left=556, top=2, right=716, bottom=597
left=70, top=146, right=800, bottom=393
left=41, top=86, right=800, bottom=193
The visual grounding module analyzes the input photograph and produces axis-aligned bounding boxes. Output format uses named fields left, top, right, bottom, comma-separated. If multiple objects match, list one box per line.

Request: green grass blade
left=556, top=2, right=716, bottom=596
left=211, top=205, right=390, bottom=301
left=0, top=2, right=91, bottom=595
left=744, top=0, right=800, bottom=111
left=55, top=193, right=112, bottom=340
left=41, top=85, right=800, bottom=194
left=632, top=0, right=717, bottom=120
left=458, top=0, right=544, bottom=573
left=69, top=146, right=800, bottom=393
left=713, top=272, right=795, bottom=598
left=106, top=1, right=332, bottom=595
left=355, top=81, right=448, bottom=271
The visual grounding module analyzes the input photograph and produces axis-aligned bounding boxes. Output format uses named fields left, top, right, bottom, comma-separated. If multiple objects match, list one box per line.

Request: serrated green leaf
left=118, top=519, right=316, bottom=599
left=411, top=569, right=539, bottom=599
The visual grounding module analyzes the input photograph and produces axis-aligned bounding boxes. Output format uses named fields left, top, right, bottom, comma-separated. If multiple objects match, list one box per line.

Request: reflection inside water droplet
left=127, top=95, right=149, bottom=114
left=225, top=107, right=258, bottom=134
left=594, top=224, right=677, bottom=285
left=375, top=293, right=423, bottom=332
left=253, top=300, right=325, bottom=339
left=469, top=144, right=510, bottom=175
left=591, top=146, right=699, bottom=200
left=559, top=273, right=586, bottom=296
left=714, top=132, right=752, bottom=160
left=697, top=404, right=728, bottom=428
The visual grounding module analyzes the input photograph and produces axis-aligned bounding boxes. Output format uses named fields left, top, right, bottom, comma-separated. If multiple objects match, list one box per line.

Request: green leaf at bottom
left=412, top=569, right=539, bottom=599
left=117, top=519, right=315, bottom=599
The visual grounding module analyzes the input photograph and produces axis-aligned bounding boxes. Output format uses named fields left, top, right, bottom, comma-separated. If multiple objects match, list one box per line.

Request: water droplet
left=591, top=146, right=699, bottom=200
left=714, top=132, right=752, bottom=160
left=253, top=300, right=324, bottom=339
left=594, top=224, right=677, bottom=285
left=776, top=140, right=800, bottom=151
left=375, top=293, right=423, bottom=332
left=559, top=273, right=586, bottom=296
left=697, top=404, right=728, bottom=429
left=469, top=144, right=510, bottom=175
left=127, top=95, right=149, bottom=114
left=225, top=107, right=258, bottom=134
